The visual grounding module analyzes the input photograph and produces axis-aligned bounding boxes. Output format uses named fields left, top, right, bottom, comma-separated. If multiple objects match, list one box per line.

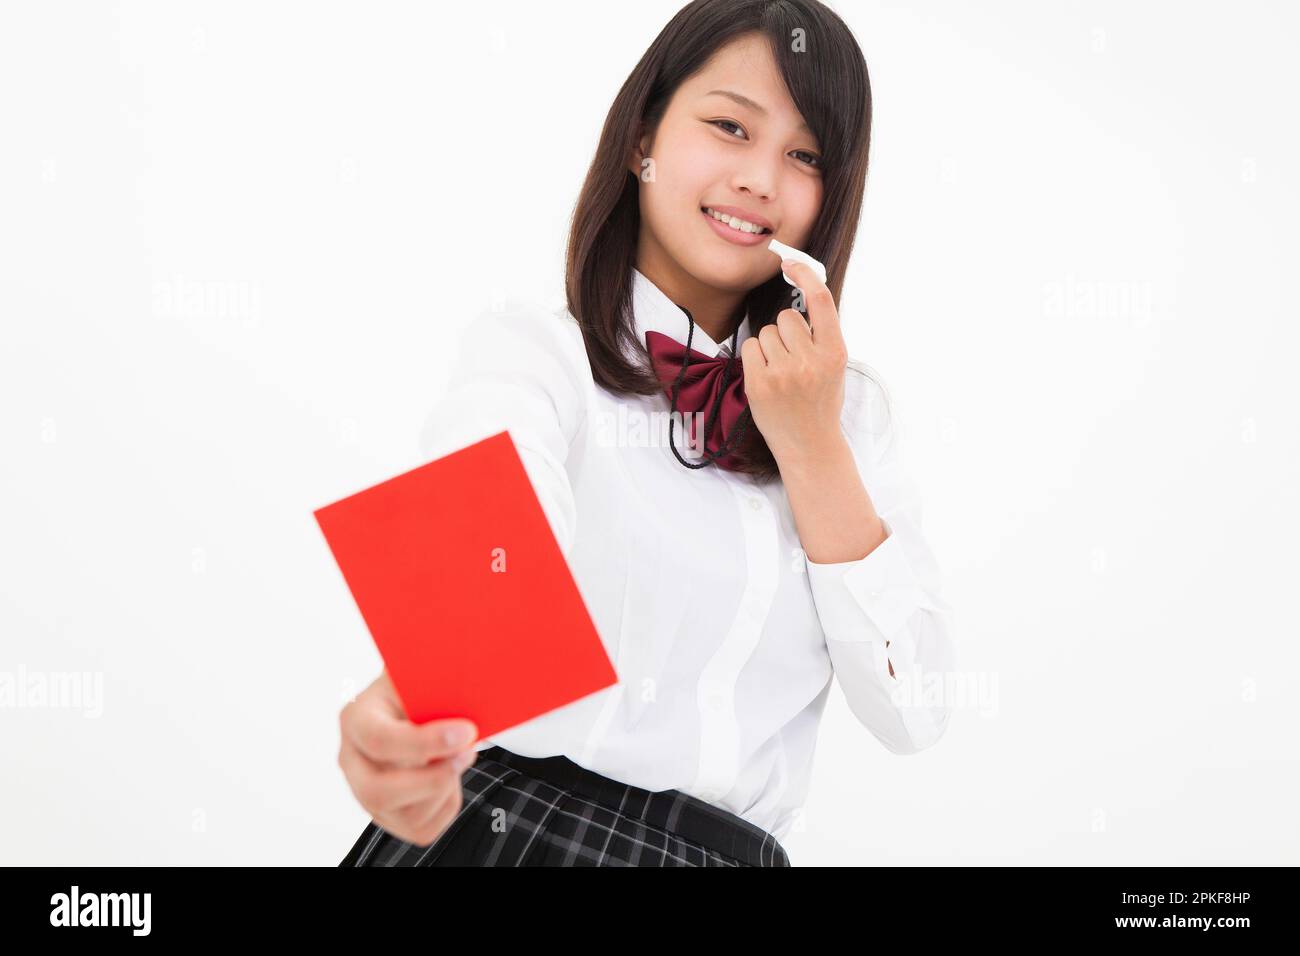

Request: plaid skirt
left=339, top=744, right=791, bottom=867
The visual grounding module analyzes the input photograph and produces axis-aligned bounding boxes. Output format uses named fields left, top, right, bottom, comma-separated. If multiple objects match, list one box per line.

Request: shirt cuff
left=804, top=514, right=932, bottom=648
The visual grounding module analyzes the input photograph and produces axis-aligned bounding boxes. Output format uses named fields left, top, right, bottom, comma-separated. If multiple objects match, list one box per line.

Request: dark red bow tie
left=644, top=309, right=751, bottom=470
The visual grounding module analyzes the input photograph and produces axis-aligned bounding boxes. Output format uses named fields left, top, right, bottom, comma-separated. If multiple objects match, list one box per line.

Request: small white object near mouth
left=767, top=238, right=827, bottom=286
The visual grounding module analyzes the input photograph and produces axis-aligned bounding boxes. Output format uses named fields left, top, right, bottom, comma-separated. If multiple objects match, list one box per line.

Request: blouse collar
left=630, top=267, right=753, bottom=359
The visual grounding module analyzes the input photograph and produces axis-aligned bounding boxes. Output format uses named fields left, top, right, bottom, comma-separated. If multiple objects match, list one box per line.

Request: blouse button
left=748, top=497, right=762, bottom=511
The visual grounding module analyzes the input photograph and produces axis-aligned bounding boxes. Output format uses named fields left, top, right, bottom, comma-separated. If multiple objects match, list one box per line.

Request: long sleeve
left=416, top=305, right=590, bottom=557
left=803, top=365, right=956, bottom=755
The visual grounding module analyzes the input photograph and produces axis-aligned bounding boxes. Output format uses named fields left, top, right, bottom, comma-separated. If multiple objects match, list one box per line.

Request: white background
left=2, top=0, right=1296, bottom=865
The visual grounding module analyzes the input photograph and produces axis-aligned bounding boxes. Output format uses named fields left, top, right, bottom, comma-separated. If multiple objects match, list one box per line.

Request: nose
left=734, top=181, right=773, bottom=204
left=730, top=156, right=778, bottom=204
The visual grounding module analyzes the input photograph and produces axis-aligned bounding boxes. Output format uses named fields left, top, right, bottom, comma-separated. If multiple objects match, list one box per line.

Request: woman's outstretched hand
left=338, top=669, right=479, bottom=847
left=740, top=259, right=848, bottom=466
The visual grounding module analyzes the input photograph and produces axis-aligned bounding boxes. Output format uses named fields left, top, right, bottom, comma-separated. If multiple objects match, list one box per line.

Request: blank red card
left=313, top=429, right=617, bottom=740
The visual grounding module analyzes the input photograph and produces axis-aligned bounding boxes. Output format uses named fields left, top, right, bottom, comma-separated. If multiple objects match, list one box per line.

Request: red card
left=314, top=429, right=617, bottom=740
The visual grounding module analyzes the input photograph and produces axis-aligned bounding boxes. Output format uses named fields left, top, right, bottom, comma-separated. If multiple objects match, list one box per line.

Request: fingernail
left=445, top=723, right=476, bottom=746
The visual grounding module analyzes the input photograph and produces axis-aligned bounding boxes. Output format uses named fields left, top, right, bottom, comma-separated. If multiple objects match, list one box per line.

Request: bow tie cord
left=658, top=306, right=753, bottom=470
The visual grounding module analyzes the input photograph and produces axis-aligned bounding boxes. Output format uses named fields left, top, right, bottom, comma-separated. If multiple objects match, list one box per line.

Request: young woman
left=337, top=0, right=955, bottom=867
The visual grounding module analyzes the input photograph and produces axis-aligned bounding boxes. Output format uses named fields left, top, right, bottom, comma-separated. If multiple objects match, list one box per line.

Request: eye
left=709, top=119, right=747, bottom=138
left=792, top=149, right=822, bottom=169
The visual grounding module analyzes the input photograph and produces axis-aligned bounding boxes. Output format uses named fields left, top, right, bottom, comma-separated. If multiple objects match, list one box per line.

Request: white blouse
left=416, top=266, right=955, bottom=843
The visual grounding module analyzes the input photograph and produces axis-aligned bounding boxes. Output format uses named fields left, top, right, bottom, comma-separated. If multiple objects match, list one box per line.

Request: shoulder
left=427, top=298, right=592, bottom=455
left=456, top=296, right=583, bottom=352
left=455, top=298, right=591, bottom=381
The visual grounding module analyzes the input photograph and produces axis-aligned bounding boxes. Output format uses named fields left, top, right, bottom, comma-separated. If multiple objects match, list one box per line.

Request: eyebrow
left=705, top=89, right=812, bottom=136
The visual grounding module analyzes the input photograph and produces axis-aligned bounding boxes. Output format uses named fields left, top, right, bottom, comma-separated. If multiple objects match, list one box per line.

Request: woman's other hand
left=338, top=669, right=479, bottom=847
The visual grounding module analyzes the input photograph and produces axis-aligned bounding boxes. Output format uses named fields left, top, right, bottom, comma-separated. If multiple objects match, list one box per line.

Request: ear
left=626, top=123, right=652, bottom=178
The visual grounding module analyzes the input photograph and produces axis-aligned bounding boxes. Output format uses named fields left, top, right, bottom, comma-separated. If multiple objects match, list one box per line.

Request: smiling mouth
left=701, top=206, right=773, bottom=235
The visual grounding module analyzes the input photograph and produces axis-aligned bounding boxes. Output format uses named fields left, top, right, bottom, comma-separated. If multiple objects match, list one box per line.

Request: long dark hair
left=565, top=0, right=883, bottom=482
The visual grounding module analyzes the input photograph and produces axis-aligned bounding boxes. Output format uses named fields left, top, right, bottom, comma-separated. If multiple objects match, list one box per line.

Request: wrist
left=774, top=426, right=851, bottom=474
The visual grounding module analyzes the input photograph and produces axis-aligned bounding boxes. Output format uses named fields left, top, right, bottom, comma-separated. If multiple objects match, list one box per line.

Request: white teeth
left=705, top=207, right=769, bottom=234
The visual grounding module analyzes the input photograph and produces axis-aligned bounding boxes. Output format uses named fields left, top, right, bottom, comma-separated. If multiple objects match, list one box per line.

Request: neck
left=635, top=241, right=746, bottom=348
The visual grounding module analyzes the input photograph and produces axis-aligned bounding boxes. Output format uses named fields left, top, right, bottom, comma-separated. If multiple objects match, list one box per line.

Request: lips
left=700, top=206, right=775, bottom=248
left=701, top=204, right=774, bottom=233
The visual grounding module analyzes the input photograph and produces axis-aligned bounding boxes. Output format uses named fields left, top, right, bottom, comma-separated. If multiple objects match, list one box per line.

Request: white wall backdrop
left=2, top=0, right=1296, bottom=865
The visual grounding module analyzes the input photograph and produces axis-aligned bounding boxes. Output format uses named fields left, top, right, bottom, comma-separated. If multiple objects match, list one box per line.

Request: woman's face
left=630, top=32, right=824, bottom=296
